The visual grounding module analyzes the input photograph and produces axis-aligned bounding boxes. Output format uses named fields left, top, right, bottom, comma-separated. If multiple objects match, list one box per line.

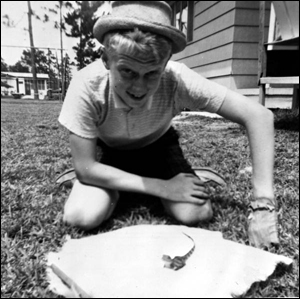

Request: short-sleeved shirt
left=58, top=60, right=227, bottom=150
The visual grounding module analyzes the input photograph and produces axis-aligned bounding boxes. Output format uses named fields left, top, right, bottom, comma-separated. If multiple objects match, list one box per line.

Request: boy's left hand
left=248, top=208, right=279, bottom=249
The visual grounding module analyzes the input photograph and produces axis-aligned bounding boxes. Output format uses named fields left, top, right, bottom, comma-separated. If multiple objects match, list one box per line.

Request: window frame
left=168, top=1, right=194, bottom=42
left=25, top=79, right=46, bottom=91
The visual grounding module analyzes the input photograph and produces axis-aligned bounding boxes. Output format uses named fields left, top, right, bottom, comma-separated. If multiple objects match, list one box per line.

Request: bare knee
left=163, top=200, right=213, bottom=226
left=63, top=207, right=107, bottom=231
left=63, top=183, right=119, bottom=231
left=196, top=201, right=213, bottom=223
left=178, top=205, right=213, bottom=226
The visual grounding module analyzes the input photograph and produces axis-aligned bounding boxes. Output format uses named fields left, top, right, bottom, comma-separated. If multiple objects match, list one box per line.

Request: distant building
left=1, top=72, right=49, bottom=99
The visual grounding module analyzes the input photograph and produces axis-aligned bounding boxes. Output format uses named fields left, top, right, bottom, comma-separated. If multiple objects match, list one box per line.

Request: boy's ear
left=101, top=49, right=110, bottom=70
left=102, top=56, right=110, bottom=70
left=163, top=53, right=172, bottom=68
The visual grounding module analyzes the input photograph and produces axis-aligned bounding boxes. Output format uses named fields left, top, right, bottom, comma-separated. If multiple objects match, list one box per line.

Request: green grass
left=1, top=98, right=299, bottom=298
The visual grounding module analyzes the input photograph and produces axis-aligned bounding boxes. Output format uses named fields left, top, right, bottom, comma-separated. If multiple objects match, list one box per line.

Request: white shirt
left=59, top=60, right=227, bottom=149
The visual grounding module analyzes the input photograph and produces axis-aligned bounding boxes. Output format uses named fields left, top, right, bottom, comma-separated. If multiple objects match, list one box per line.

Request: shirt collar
left=112, top=89, right=154, bottom=110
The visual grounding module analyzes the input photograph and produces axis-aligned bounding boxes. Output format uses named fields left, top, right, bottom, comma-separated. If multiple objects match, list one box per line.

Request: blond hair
left=102, top=28, right=172, bottom=64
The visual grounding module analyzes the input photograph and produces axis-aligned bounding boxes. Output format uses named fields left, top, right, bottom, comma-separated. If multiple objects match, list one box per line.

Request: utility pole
left=60, top=1, right=65, bottom=101
left=55, top=51, right=60, bottom=91
left=27, top=1, right=39, bottom=100
left=47, top=48, right=52, bottom=92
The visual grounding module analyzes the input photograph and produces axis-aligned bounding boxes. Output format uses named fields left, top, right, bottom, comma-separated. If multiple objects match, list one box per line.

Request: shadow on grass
left=240, top=263, right=294, bottom=298
left=113, top=192, right=165, bottom=217
left=76, top=193, right=176, bottom=236
left=271, top=109, right=299, bottom=131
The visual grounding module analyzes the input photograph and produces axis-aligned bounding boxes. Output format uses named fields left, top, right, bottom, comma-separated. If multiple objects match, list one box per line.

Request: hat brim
left=93, top=16, right=187, bottom=54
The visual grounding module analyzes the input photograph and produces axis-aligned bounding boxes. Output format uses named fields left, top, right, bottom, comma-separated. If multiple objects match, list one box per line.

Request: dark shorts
left=97, top=127, right=195, bottom=180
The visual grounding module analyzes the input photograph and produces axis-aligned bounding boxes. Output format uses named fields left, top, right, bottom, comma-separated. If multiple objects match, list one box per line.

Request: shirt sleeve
left=173, top=62, right=228, bottom=114
left=58, top=73, right=103, bottom=139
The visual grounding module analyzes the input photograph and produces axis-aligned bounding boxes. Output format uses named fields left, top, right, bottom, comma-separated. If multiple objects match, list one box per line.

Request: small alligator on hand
left=162, top=233, right=195, bottom=271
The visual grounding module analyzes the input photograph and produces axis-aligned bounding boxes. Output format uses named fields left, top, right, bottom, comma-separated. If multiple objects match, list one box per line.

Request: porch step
left=238, top=88, right=293, bottom=109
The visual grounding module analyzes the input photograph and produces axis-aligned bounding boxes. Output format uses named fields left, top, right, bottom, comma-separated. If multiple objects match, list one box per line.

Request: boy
left=58, top=1, right=279, bottom=249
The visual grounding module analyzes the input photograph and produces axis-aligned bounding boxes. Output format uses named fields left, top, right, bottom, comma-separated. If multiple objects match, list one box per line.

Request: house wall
left=231, top=1, right=270, bottom=89
left=172, top=1, right=271, bottom=90
left=1, top=76, right=48, bottom=98
left=27, top=80, right=48, bottom=98
left=18, top=78, right=26, bottom=94
left=1, top=77, right=19, bottom=94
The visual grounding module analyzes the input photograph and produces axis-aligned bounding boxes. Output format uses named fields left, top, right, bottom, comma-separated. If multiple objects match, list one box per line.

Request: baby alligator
left=162, top=233, right=195, bottom=271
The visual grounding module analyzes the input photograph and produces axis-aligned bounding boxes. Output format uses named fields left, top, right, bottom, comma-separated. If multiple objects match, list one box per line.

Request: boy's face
left=106, top=51, right=170, bottom=109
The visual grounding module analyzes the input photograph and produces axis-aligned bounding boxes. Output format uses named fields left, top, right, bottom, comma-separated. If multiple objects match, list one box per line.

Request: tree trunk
left=27, top=1, right=39, bottom=100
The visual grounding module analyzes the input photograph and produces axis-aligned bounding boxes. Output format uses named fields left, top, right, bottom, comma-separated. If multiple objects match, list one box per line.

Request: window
left=25, top=79, right=33, bottom=90
left=37, top=80, right=45, bottom=90
left=25, top=79, right=46, bottom=91
left=169, top=1, right=194, bottom=42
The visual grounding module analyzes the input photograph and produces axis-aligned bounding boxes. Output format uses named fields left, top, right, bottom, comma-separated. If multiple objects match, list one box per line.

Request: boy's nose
left=131, top=77, right=147, bottom=93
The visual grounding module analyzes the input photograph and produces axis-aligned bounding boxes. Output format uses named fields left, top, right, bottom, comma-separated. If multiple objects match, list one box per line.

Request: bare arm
left=69, top=133, right=162, bottom=195
left=217, top=89, right=278, bottom=248
left=217, top=89, right=275, bottom=201
left=69, top=133, right=208, bottom=204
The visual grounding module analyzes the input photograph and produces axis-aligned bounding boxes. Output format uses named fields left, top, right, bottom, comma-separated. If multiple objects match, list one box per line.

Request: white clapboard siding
left=172, top=1, right=271, bottom=90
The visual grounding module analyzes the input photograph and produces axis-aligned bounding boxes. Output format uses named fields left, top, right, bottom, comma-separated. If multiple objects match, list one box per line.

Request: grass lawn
left=1, top=98, right=299, bottom=298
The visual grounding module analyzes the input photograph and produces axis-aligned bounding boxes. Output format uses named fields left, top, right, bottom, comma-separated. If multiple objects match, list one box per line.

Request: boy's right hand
left=163, top=173, right=209, bottom=205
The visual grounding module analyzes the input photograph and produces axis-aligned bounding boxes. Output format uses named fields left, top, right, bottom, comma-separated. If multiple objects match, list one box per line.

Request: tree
left=1, top=58, right=9, bottom=71
left=47, top=49, right=62, bottom=90
left=8, top=61, right=30, bottom=73
left=64, top=1, right=104, bottom=69
left=40, top=1, right=75, bottom=100
left=20, top=49, right=50, bottom=73
left=64, top=53, right=73, bottom=90
left=2, top=2, right=74, bottom=99
left=7, top=49, right=58, bottom=75
left=2, top=14, right=15, bottom=28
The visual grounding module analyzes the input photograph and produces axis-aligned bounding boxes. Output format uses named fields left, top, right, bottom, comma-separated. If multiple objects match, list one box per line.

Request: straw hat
left=93, top=1, right=187, bottom=54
